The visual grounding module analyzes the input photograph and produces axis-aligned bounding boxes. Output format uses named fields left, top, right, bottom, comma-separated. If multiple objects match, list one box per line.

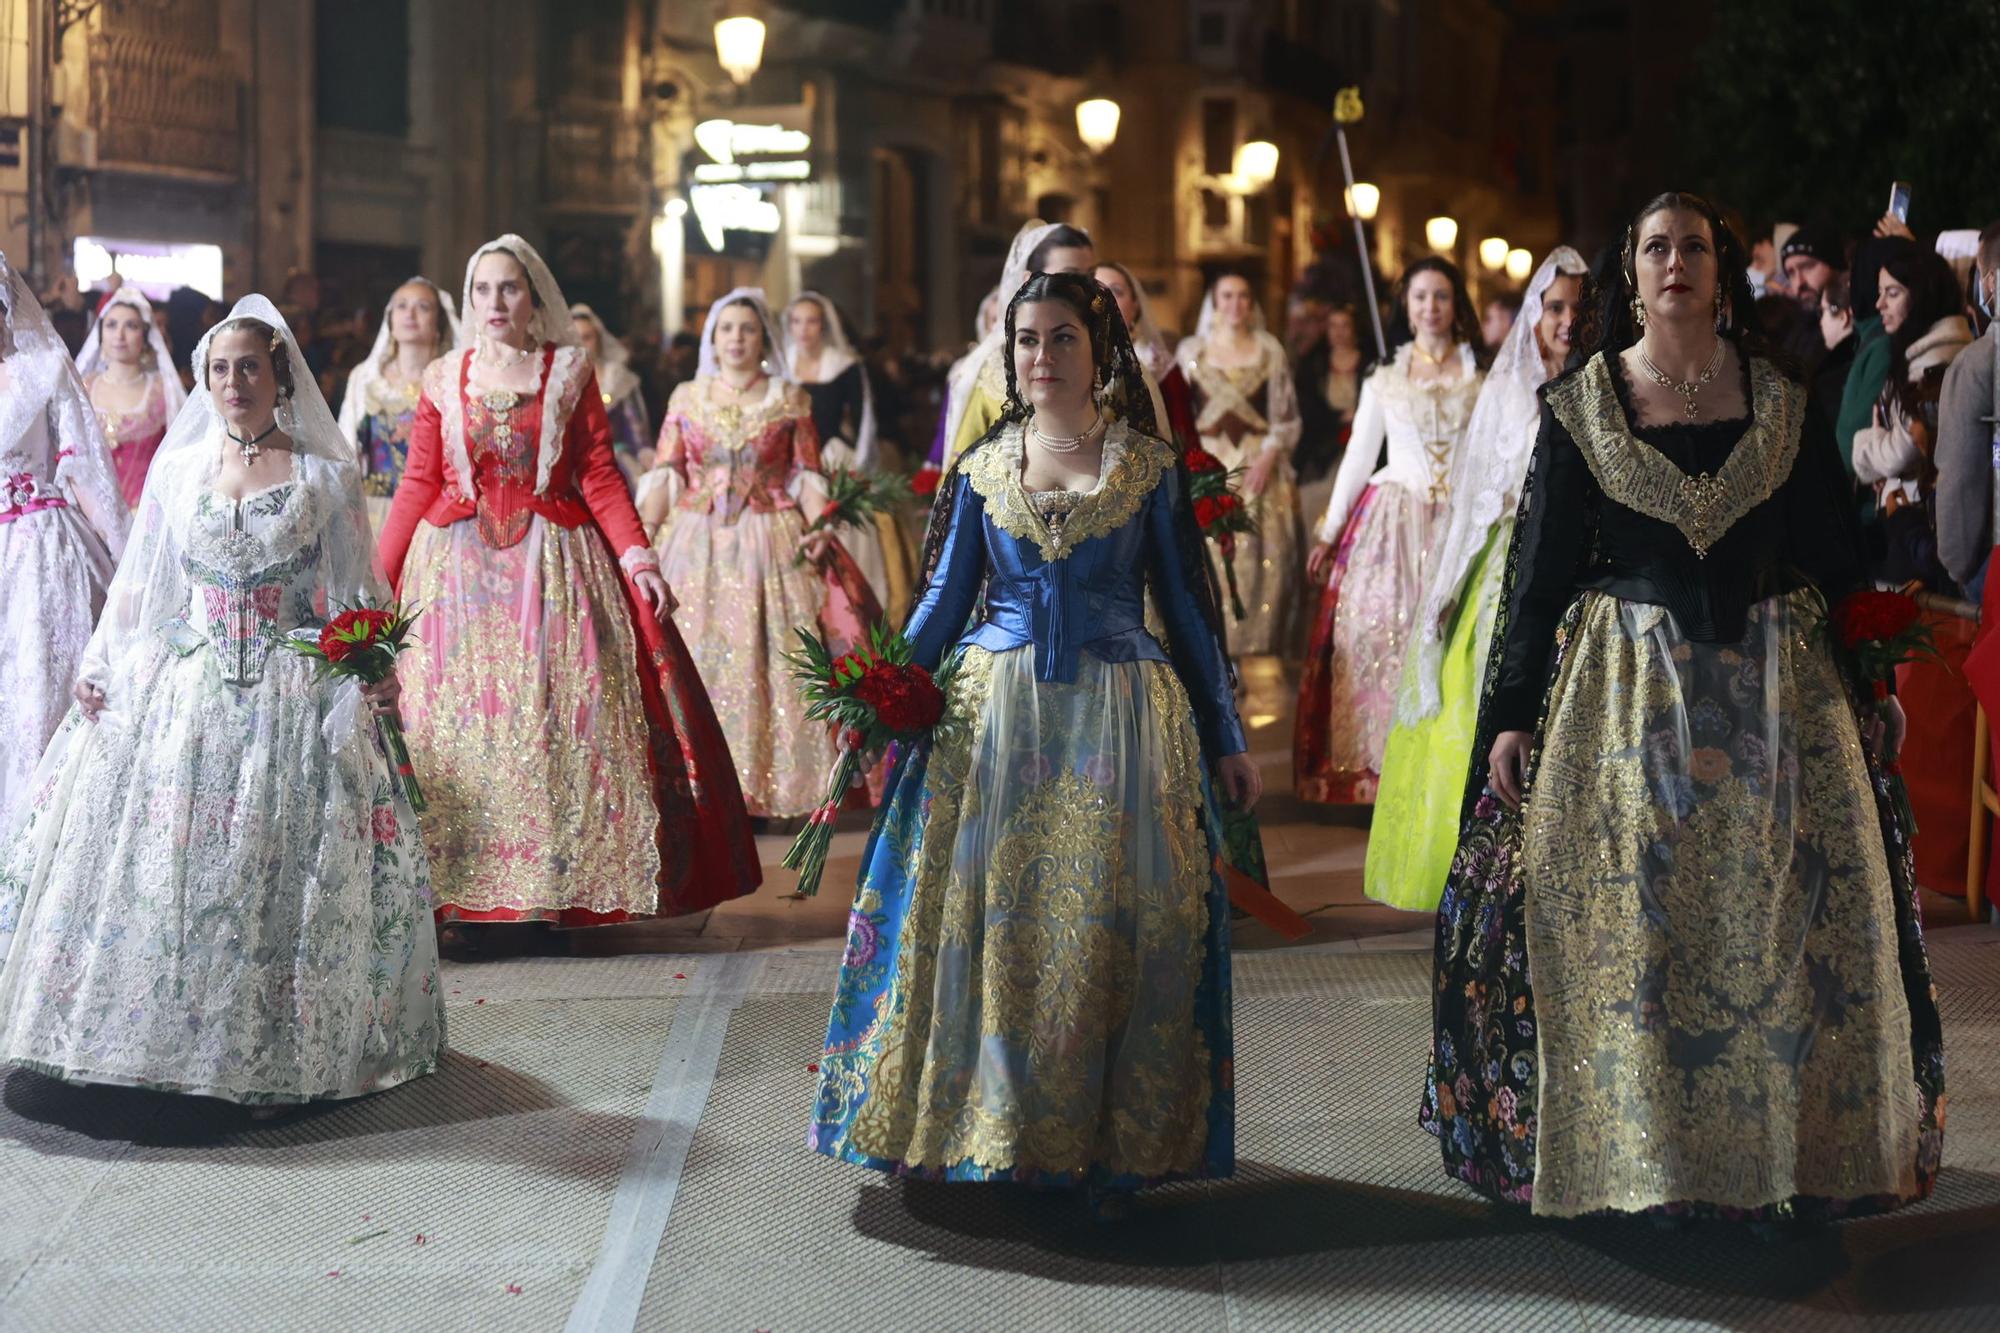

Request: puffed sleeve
left=1146, top=465, right=1249, bottom=757
left=570, top=368, right=656, bottom=572
left=634, top=384, right=690, bottom=522
left=901, top=472, right=988, bottom=672
left=377, top=388, right=445, bottom=587
left=1487, top=401, right=1593, bottom=734
left=1316, top=373, right=1385, bottom=543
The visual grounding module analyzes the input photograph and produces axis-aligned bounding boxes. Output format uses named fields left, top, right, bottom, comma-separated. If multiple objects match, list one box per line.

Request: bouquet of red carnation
left=780, top=622, right=959, bottom=896
left=280, top=599, right=426, bottom=811
left=1184, top=447, right=1258, bottom=620
left=910, top=464, right=944, bottom=500
left=1830, top=588, right=1943, bottom=836
left=796, top=467, right=914, bottom=565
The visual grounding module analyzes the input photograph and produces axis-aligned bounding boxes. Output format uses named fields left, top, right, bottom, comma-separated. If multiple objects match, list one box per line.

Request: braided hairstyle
left=915, top=270, right=1233, bottom=672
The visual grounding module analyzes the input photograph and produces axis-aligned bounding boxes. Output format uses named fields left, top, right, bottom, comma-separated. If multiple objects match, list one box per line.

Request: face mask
left=1977, top=270, right=1997, bottom=322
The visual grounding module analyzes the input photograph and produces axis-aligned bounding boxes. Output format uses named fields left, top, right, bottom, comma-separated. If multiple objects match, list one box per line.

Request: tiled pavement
left=1, top=657, right=1994, bottom=1332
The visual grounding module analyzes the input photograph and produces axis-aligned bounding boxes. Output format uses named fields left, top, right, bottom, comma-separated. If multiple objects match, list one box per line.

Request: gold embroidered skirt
left=810, top=647, right=1235, bottom=1186
left=399, top=516, right=663, bottom=924
left=1519, top=591, right=1924, bottom=1216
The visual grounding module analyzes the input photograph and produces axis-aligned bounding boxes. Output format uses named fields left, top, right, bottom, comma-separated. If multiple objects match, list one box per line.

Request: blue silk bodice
left=905, top=424, right=1247, bottom=758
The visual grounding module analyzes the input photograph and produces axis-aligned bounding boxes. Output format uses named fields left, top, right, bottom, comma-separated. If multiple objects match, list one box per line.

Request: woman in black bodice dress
left=1425, top=192, right=1943, bottom=1227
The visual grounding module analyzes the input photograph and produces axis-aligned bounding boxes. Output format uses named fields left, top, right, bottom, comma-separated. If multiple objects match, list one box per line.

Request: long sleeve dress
left=1426, top=350, right=1944, bottom=1220
left=0, top=352, right=127, bottom=831
left=338, top=368, right=423, bottom=529
left=0, top=439, right=443, bottom=1104
left=1177, top=332, right=1305, bottom=656
left=379, top=344, right=760, bottom=925
left=811, top=422, right=1244, bottom=1190
left=644, top=376, right=883, bottom=818
left=1295, top=345, right=1481, bottom=803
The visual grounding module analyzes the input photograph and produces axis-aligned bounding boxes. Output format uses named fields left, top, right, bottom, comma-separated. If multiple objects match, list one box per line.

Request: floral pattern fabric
left=0, top=476, right=443, bottom=1103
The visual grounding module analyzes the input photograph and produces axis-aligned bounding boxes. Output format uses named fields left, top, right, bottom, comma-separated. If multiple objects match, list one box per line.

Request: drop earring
left=1631, top=294, right=1648, bottom=330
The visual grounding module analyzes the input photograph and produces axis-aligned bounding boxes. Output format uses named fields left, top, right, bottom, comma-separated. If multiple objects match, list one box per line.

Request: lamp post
left=1506, top=247, right=1533, bottom=282
left=713, top=14, right=767, bottom=85
left=1425, top=216, right=1459, bottom=254
left=1479, top=237, right=1509, bottom=272
left=1328, top=88, right=1386, bottom=359
left=1076, top=99, right=1121, bottom=154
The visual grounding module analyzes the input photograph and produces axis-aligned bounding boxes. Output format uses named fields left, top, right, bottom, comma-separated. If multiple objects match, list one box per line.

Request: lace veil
left=782, top=291, right=876, bottom=469
left=568, top=301, right=641, bottom=404
left=1, top=251, right=129, bottom=559
left=75, top=287, right=188, bottom=418
left=697, top=287, right=792, bottom=381
left=457, top=235, right=579, bottom=350
left=1400, top=245, right=1587, bottom=725
left=77, top=295, right=381, bottom=702
left=336, top=277, right=459, bottom=446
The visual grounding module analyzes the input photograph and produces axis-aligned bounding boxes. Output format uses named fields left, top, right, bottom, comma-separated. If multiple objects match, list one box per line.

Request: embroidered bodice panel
left=1317, top=345, right=1483, bottom=541
left=359, top=377, right=422, bottom=496
left=666, top=380, right=817, bottom=524
left=89, top=373, right=170, bottom=451
left=172, top=483, right=325, bottom=686
left=1486, top=351, right=1862, bottom=733
left=466, top=386, right=543, bottom=547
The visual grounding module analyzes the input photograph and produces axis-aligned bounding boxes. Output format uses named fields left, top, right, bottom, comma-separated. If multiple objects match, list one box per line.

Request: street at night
left=2, top=1, right=1999, bottom=1330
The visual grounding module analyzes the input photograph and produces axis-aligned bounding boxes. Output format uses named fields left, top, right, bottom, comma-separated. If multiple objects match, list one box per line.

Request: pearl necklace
left=477, top=336, right=534, bottom=369
left=1639, top=337, right=1725, bottom=420
left=1029, top=413, right=1106, bottom=454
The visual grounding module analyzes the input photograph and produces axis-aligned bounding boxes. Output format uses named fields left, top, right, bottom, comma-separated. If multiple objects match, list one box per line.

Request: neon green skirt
left=1363, top=520, right=1510, bottom=912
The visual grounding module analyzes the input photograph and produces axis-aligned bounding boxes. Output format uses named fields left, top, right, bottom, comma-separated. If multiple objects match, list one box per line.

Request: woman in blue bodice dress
left=809, top=272, right=1262, bottom=1213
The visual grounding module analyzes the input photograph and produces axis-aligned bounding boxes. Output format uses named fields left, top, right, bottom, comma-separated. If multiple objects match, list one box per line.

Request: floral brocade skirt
left=1425, top=591, right=1944, bottom=1219
left=401, top=515, right=759, bottom=925
left=1295, top=483, right=1445, bottom=804
left=659, top=505, right=880, bottom=818
left=810, top=646, right=1234, bottom=1188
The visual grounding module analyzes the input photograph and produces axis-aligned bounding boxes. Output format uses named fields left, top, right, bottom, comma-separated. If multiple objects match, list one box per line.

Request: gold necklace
left=1639, top=337, right=1725, bottom=420
left=1411, top=340, right=1451, bottom=368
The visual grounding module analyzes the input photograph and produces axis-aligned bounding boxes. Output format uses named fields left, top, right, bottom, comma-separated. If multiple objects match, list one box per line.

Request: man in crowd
left=1935, top=222, right=2000, bottom=598
left=1775, top=225, right=1845, bottom=373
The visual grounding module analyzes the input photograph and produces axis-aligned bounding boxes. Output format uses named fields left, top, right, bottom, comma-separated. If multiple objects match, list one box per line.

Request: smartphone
left=1888, top=181, right=1912, bottom=224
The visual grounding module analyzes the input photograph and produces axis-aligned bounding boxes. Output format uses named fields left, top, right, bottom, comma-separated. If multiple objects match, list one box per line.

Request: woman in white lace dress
left=0, top=250, right=128, bottom=831
left=0, top=296, right=444, bottom=1107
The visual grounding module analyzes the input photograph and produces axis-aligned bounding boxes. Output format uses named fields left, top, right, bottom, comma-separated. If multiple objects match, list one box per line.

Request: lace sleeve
left=49, top=368, right=131, bottom=560
left=1487, top=402, right=1593, bottom=733
left=1317, top=375, right=1385, bottom=543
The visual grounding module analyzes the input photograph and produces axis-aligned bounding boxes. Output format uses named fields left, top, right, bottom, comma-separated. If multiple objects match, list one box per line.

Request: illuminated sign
left=689, top=108, right=813, bottom=186
left=73, top=237, right=225, bottom=299
left=689, top=184, right=781, bottom=251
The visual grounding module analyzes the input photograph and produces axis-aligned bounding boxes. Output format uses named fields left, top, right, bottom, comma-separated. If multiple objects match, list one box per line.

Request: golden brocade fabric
left=399, top=518, right=662, bottom=919
left=1545, top=355, right=1804, bottom=558
left=841, top=648, right=1216, bottom=1180
left=962, top=423, right=1172, bottom=562
left=1519, top=590, right=1922, bottom=1216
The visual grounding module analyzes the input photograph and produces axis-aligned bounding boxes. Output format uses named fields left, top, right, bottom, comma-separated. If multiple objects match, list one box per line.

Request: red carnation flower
left=1835, top=590, right=1921, bottom=648
left=1185, top=448, right=1225, bottom=474
left=1193, top=496, right=1221, bottom=528
left=911, top=466, right=942, bottom=498
left=852, top=662, right=945, bottom=733
left=830, top=649, right=876, bottom=684
left=1215, top=492, right=1243, bottom=515
left=318, top=623, right=356, bottom=663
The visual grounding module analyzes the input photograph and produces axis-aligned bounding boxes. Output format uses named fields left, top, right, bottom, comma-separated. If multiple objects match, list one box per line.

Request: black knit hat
left=1779, top=225, right=1846, bottom=271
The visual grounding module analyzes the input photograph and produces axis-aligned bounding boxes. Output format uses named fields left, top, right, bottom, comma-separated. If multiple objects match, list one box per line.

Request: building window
left=315, top=0, right=410, bottom=136
left=1202, top=97, right=1236, bottom=178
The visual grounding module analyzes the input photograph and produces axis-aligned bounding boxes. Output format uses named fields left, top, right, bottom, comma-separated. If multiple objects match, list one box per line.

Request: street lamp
left=1232, top=140, right=1280, bottom=194
left=1506, top=247, right=1533, bottom=281
left=1076, top=99, right=1121, bottom=154
left=1344, top=182, right=1380, bottom=221
left=1425, top=216, right=1459, bottom=253
left=714, top=14, right=766, bottom=85
left=1479, top=237, right=1509, bottom=271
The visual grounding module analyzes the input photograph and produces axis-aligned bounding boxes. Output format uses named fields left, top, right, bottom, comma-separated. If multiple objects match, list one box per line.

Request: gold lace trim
left=961, top=421, right=1174, bottom=561
left=1544, top=352, right=1803, bottom=559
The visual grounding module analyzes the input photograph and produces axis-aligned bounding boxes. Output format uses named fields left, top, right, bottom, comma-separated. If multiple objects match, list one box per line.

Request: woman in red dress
left=378, top=235, right=759, bottom=934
